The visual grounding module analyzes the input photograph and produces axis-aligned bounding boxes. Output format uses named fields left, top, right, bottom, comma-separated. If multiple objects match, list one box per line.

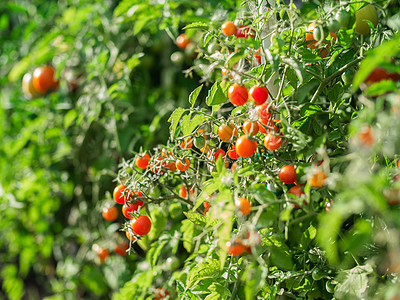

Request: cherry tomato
left=243, top=121, right=259, bottom=136
left=359, top=126, right=374, bottom=146
left=235, top=25, right=255, bottom=39
left=398, top=160, right=400, bottom=169
left=122, top=196, right=144, bottom=219
left=279, top=165, right=297, bottom=184
left=150, top=156, right=165, bottom=174
left=203, top=201, right=211, bottom=215
left=97, top=248, right=109, bottom=261
left=258, top=102, right=272, bottom=123
left=226, top=239, right=246, bottom=256
left=180, top=137, right=193, bottom=149
left=305, top=23, right=336, bottom=58
left=308, top=170, right=327, bottom=188
left=336, top=10, right=355, bottom=30
left=327, top=19, right=340, bottom=33
left=102, top=206, right=118, bottom=221
left=176, top=158, right=190, bottom=171
left=227, top=145, right=240, bottom=160
left=235, top=135, right=257, bottom=158
left=210, top=149, right=225, bottom=161
left=218, top=123, right=237, bottom=142
left=135, top=153, right=151, bottom=169
left=235, top=198, right=251, bottom=215
left=249, top=85, right=269, bottom=105
left=264, top=133, right=282, bottom=151
left=166, top=160, right=177, bottom=171
left=342, top=69, right=355, bottom=85
left=221, top=21, right=237, bottom=36
left=355, top=4, right=378, bottom=35
left=179, top=185, right=188, bottom=199
left=114, top=242, right=129, bottom=256
left=131, top=215, right=151, bottom=236
left=176, top=33, right=191, bottom=49
left=254, top=47, right=262, bottom=65
left=231, top=161, right=238, bottom=171
left=288, top=186, right=305, bottom=197
left=258, top=121, right=268, bottom=134
left=32, top=65, right=59, bottom=94
left=154, top=288, right=170, bottom=299
left=200, top=143, right=210, bottom=154
left=22, top=73, right=42, bottom=98
left=113, top=185, right=132, bottom=204
left=228, top=83, right=248, bottom=106
left=365, top=67, right=399, bottom=85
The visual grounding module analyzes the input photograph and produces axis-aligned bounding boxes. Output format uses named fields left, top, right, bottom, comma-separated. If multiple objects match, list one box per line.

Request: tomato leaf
left=183, top=22, right=209, bottom=30
left=186, top=258, right=221, bottom=288
left=206, top=82, right=226, bottom=106
left=205, top=283, right=231, bottom=300
left=181, top=114, right=209, bottom=136
left=189, top=84, right=203, bottom=108
left=181, top=219, right=197, bottom=253
left=168, top=108, right=185, bottom=140
left=184, top=211, right=206, bottom=227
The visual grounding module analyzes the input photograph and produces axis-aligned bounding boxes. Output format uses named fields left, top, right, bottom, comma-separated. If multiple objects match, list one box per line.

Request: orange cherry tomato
left=243, top=121, right=259, bottom=136
left=254, top=47, right=262, bottom=65
left=228, top=83, right=248, bottom=106
left=249, top=85, right=269, bottom=105
left=235, top=198, right=251, bottom=215
left=135, top=153, right=150, bottom=169
left=359, top=126, right=374, bottom=146
left=221, top=21, right=237, bottom=36
left=176, top=33, right=191, bottom=49
left=179, top=185, right=188, bottom=199
left=218, top=123, right=238, bottom=142
left=166, top=160, right=177, bottom=171
left=203, top=202, right=211, bottom=215
left=114, top=242, right=129, bottom=256
left=125, top=230, right=137, bottom=241
left=264, top=133, right=282, bottom=151
left=226, top=239, right=246, bottom=256
left=22, top=73, right=42, bottom=98
left=32, top=65, right=59, bottom=94
left=180, top=137, right=193, bottom=149
left=97, top=248, right=109, bottom=261
left=258, top=121, right=268, bottom=134
left=279, top=165, right=296, bottom=184
left=308, top=170, right=327, bottom=188
left=176, top=158, right=190, bottom=171
left=235, top=135, right=257, bottom=158
left=102, top=206, right=118, bottom=221
left=288, top=186, right=305, bottom=197
left=227, top=144, right=240, bottom=160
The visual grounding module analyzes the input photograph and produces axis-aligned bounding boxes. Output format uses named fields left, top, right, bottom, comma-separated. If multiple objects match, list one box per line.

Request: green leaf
left=182, top=113, right=209, bottom=136
left=168, top=108, right=185, bottom=139
left=183, top=22, right=209, bottom=30
left=184, top=211, right=206, bottom=227
left=364, top=80, right=398, bottom=96
left=335, top=265, right=373, bottom=299
left=181, top=219, right=197, bottom=253
left=328, top=130, right=341, bottom=141
left=64, top=109, right=77, bottom=128
left=270, top=244, right=293, bottom=271
left=126, top=52, right=144, bottom=70
left=243, top=262, right=267, bottom=300
left=189, top=84, right=203, bottom=108
left=205, top=283, right=231, bottom=300
left=186, top=258, right=221, bottom=288
left=206, top=83, right=226, bottom=106
left=148, top=240, right=168, bottom=267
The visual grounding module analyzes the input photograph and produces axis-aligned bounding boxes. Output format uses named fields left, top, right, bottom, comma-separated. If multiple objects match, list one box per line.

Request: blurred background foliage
left=0, top=0, right=236, bottom=298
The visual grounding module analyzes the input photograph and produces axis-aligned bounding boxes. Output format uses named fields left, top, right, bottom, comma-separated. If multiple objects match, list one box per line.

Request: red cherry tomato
left=228, top=83, right=248, bottom=106
left=258, top=102, right=272, bottom=123
left=32, top=65, right=59, bottom=94
left=243, top=121, right=259, bottom=136
left=102, top=206, right=118, bottom=221
left=227, top=144, right=240, bottom=160
left=122, top=195, right=144, bottom=219
left=235, top=25, right=255, bottom=39
left=113, top=185, right=132, bottom=204
left=288, top=186, right=305, bottom=197
left=218, top=123, right=237, bottom=142
left=131, top=215, right=152, bottom=236
left=97, top=248, right=109, bottom=261
left=176, top=158, right=190, bottom=171
left=249, top=85, right=269, bottom=105
left=135, top=153, right=150, bottom=169
left=279, top=165, right=297, bottom=184
left=180, top=137, right=193, bottom=149
left=114, top=242, right=129, bottom=256
left=264, top=133, right=282, bottom=151
left=365, top=67, right=399, bottom=85
left=226, top=239, right=246, bottom=256
left=235, top=135, right=257, bottom=158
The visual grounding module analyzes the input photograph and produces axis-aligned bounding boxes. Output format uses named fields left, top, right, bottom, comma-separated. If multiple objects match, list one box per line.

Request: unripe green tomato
left=355, top=4, right=378, bottom=35
left=169, top=202, right=183, bottom=219
left=312, top=268, right=325, bottom=281
left=170, top=51, right=185, bottom=65
left=165, top=256, right=180, bottom=271
left=342, top=69, right=355, bottom=85
left=313, top=25, right=325, bottom=42
left=126, top=167, right=133, bottom=175
left=326, top=280, right=336, bottom=293
left=336, top=10, right=355, bottom=30
left=194, top=136, right=206, bottom=149
left=327, top=19, right=340, bottom=33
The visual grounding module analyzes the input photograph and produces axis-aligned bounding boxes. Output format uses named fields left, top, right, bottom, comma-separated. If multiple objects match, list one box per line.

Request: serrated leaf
left=189, top=84, right=203, bottom=108
left=186, top=259, right=221, bottom=288
left=206, top=83, right=226, bottom=106
left=148, top=240, right=167, bottom=267
left=183, top=22, right=209, bottom=30
left=184, top=211, right=206, bottom=227
left=205, top=283, right=231, bottom=300
left=335, top=265, right=373, bottom=298
left=182, top=114, right=209, bottom=136
left=168, top=108, right=185, bottom=139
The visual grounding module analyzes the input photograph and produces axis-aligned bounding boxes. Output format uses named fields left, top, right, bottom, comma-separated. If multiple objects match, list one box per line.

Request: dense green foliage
left=1, top=0, right=400, bottom=299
